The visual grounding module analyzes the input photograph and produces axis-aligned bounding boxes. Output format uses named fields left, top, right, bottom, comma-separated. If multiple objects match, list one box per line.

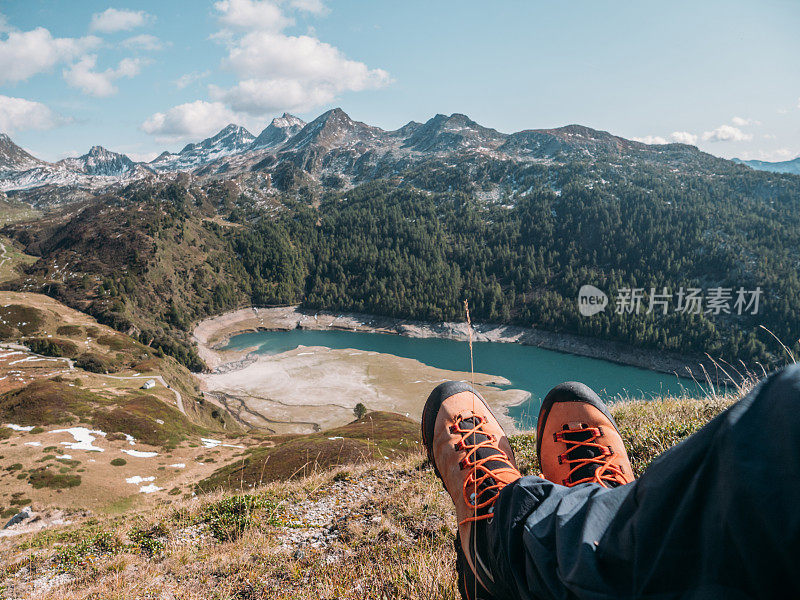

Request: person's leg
left=421, top=379, right=633, bottom=600
left=484, top=365, right=800, bottom=600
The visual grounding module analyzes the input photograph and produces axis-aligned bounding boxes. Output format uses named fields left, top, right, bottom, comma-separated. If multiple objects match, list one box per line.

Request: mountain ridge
left=734, top=156, right=800, bottom=175
left=0, top=109, right=789, bottom=198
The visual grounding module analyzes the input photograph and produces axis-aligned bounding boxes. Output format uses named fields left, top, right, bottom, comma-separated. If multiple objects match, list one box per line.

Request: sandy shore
left=192, top=306, right=712, bottom=436
left=194, top=307, right=533, bottom=434
left=199, top=344, right=527, bottom=435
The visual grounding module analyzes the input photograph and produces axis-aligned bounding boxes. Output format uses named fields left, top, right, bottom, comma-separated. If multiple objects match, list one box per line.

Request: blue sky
left=1, top=0, right=798, bottom=163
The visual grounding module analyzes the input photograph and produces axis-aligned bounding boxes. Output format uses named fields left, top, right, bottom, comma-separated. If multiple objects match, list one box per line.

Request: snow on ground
left=8, top=356, right=61, bottom=365
left=52, top=427, right=107, bottom=452
left=56, top=454, right=72, bottom=460
left=123, top=434, right=136, bottom=446
left=168, top=463, right=186, bottom=468
left=139, top=484, right=162, bottom=494
left=5, top=424, right=34, bottom=432
left=201, top=438, right=245, bottom=449
left=125, top=476, right=155, bottom=485
left=23, top=441, right=41, bottom=447
left=120, top=449, right=158, bottom=458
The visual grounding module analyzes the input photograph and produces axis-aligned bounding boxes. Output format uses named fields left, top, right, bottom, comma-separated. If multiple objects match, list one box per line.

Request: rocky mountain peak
left=403, top=112, right=506, bottom=153
left=284, top=108, right=379, bottom=151
left=0, top=133, right=45, bottom=171
left=251, top=114, right=307, bottom=150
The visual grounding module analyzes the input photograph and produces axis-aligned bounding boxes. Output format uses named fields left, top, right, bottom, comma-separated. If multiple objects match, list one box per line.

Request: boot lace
left=450, top=412, right=516, bottom=524
left=555, top=424, right=627, bottom=487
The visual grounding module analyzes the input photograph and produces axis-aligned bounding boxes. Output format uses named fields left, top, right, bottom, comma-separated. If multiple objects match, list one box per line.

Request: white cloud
left=141, top=100, right=241, bottom=141
left=217, top=31, right=391, bottom=115
left=63, top=55, right=146, bottom=97
left=211, top=78, right=332, bottom=113
left=122, top=34, right=165, bottom=51
left=144, top=0, right=390, bottom=140
left=701, top=124, right=752, bottom=143
left=0, top=28, right=100, bottom=84
left=214, top=0, right=292, bottom=32
left=797, top=97, right=800, bottom=109
left=0, top=95, right=66, bottom=133
left=632, top=135, right=667, bottom=145
left=90, top=8, right=152, bottom=33
left=209, top=0, right=390, bottom=115
left=289, top=0, right=329, bottom=15
left=632, top=131, right=699, bottom=146
left=174, top=70, right=211, bottom=89
left=731, top=116, right=760, bottom=127
left=669, top=131, right=698, bottom=145
left=739, top=148, right=798, bottom=162
left=0, top=13, right=10, bottom=33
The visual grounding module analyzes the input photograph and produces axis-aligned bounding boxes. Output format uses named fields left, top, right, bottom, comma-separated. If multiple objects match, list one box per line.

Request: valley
left=0, top=106, right=797, bottom=597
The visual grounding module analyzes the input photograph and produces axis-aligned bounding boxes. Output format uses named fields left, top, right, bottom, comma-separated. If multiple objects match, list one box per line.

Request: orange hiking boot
left=422, top=381, right=521, bottom=599
left=536, top=382, right=634, bottom=488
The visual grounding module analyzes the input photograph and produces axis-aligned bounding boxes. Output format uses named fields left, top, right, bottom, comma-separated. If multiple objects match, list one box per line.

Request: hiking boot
left=422, top=381, right=521, bottom=598
left=537, top=382, right=634, bottom=488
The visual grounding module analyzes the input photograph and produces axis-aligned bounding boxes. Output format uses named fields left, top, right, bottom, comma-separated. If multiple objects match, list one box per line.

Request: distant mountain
left=402, top=113, right=506, bottom=153
left=1, top=108, right=783, bottom=199
left=282, top=108, right=382, bottom=151
left=0, top=133, right=45, bottom=174
left=250, top=113, right=305, bottom=150
left=734, top=156, right=800, bottom=175
left=58, top=146, right=137, bottom=176
left=150, top=124, right=255, bottom=172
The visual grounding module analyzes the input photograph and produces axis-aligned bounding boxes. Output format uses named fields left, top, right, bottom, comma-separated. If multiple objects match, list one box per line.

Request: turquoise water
left=223, top=329, right=705, bottom=428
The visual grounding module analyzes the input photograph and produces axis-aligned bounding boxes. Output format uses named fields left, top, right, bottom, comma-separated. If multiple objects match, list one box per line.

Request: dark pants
left=484, top=364, right=800, bottom=599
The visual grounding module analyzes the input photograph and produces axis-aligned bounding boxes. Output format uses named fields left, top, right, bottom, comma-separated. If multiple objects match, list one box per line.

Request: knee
left=760, top=364, right=800, bottom=409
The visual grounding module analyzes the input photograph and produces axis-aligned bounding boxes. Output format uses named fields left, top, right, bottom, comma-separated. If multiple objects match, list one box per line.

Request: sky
left=0, top=0, right=798, bottom=163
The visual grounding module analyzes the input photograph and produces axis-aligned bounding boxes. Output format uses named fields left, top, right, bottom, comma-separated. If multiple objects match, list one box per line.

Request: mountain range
left=733, top=156, right=800, bottom=175
left=1, top=109, right=797, bottom=201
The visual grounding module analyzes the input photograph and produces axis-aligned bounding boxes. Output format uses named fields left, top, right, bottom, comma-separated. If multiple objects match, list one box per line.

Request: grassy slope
left=0, top=390, right=741, bottom=599
left=0, top=182, right=251, bottom=371
left=197, top=411, right=422, bottom=491
left=0, top=292, right=246, bottom=514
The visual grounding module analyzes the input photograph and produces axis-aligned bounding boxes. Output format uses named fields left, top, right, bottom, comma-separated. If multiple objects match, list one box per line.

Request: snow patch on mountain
left=150, top=124, right=255, bottom=172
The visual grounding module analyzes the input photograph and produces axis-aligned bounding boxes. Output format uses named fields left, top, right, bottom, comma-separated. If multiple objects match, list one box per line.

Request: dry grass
left=0, top=382, right=756, bottom=599
left=1, top=455, right=460, bottom=600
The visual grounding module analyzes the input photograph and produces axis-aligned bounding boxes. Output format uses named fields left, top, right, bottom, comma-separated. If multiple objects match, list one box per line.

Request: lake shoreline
left=193, top=305, right=713, bottom=381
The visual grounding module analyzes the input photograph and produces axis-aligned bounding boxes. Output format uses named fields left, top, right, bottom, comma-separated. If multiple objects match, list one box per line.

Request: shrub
left=56, top=325, right=83, bottom=336
left=54, top=531, right=122, bottom=571
left=26, top=337, right=79, bottom=358
left=110, top=458, right=127, bottom=467
left=75, top=353, right=116, bottom=374
left=28, top=468, right=82, bottom=489
left=199, top=494, right=282, bottom=542
left=128, top=523, right=168, bottom=557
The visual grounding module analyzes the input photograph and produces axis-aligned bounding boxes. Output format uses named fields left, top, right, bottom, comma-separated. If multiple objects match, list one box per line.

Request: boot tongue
left=560, top=423, right=612, bottom=485
left=460, top=416, right=510, bottom=478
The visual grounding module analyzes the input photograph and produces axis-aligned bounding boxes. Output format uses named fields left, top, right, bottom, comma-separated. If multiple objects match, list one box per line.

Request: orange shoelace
left=555, top=425, right=627, bottom=487
left=450, top=412, right=516, bottom=524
